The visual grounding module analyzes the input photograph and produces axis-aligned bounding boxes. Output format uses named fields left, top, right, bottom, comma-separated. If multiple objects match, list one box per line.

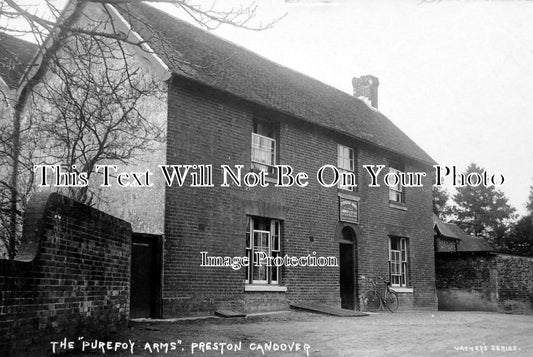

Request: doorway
left=130, top=233, right=162, bottom=318
left=339, top=226, right=356, bottom=310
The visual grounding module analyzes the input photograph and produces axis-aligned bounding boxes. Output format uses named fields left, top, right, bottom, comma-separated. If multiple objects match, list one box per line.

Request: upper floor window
left=337, top=144, right=355, bottom=191
left=251, top=120, right=277, bottom=175
left=389, top=236, right=409, bottom=287
left=245, top=216, right=281, bottom=284
left=388, top=162, right=404, bottom=203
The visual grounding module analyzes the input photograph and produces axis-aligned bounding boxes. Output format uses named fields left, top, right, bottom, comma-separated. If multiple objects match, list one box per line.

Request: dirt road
left=63, top=311, right=533, bottom=357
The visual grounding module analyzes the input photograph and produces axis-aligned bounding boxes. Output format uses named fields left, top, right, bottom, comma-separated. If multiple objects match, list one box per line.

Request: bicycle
left=361, top=276, right=399, bottom=312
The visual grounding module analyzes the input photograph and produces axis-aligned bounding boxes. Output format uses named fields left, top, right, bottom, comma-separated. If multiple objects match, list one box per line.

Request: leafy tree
left=499, top=182, right=533, bottom=256
left=527, top=184, right=533, bottom=215
left=451, top=163, right=516, bottom=246
left=501, top=215, right=533, bottom=257
left=432, top=185, right=451, bottom=219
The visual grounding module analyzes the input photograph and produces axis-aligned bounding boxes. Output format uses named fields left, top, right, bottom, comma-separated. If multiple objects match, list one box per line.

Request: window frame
left=388, top=236, right=409, bottom=287
left=337, top=144, right=356, bottom=191
left=245, top=216, right=281, bottom=285
left=388, top=162, right=404, bottom=203
left=251, top=120, right=278, bottom=176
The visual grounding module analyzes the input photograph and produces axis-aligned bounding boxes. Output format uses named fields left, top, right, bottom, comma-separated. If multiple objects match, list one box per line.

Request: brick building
left=14, top=2, right=438, bottom=316
left=122, top=2, right=438, bottom=316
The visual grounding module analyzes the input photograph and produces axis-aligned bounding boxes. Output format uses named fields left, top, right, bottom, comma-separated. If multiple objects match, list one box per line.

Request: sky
left=7, top=0, right=533, bottom=216
left=155, top=0, right=533, bottom=216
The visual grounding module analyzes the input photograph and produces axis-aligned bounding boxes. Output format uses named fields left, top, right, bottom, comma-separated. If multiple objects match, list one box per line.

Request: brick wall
left=436, top=253, right=533, bottom=314
left=355, top=144, right=436, bottom=310
left=0, top=192, right=131, bottom=356
left=163, top=78, right=436, bottom=316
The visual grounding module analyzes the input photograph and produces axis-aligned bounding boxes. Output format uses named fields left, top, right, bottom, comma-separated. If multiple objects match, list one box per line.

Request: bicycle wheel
left=362, top=290, right=381, bottom=312
left=384, top=291, right=399, bottom=312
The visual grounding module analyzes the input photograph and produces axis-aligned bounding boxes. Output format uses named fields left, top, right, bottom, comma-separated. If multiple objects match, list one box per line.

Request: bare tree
left=30, top=32, right=165, bottom=204
left=0, top=0, right=283, bottom=258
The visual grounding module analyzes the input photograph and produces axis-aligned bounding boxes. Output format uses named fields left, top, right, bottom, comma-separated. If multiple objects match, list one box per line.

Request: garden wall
left=0, top=192, right=131, bottom=356
left=436, top=253, right=533, bottom=314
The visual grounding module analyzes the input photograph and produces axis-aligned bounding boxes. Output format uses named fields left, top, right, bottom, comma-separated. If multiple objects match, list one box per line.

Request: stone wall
left=436, top=253, right=533, bottom=314
left=495, top=254, right=533, bottom=314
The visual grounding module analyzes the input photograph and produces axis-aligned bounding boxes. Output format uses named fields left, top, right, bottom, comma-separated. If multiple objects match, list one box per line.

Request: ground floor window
left=389, top=236, right=409, bottom=287
left=245, top=216, right=281, bottom=284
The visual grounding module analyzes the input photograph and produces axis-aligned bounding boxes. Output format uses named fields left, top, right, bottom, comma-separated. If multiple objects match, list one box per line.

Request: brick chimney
left=352, top=75, right=379, bottom=109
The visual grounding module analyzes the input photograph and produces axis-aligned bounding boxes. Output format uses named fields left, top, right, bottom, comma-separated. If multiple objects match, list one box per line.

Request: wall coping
left=4, top=192, right=132, bottom=263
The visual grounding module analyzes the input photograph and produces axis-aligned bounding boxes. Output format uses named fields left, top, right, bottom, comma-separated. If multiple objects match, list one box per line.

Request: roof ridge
left=129, top=3, right=370, bottom=108
left=116, top=2, right=436, bottom=166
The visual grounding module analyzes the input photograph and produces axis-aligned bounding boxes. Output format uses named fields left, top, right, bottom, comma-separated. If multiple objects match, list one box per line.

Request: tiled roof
left=0, top=33, right=38, bottom=89
left=447, top=224, right=494, bottom=253
left=116, top=3, right=436, bottom=166
left=433, top=214, right=494, bottom=252
left=433, top=213, right=461, bottom=240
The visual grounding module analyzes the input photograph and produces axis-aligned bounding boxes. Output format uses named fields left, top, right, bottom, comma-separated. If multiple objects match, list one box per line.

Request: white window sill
left=265, top=176, right=278, bottom=184
left=244, top=284, right=287, bottom=292
left=389, top=202, right=407, bottom=211
left=391, top=287, right=413, bottom=293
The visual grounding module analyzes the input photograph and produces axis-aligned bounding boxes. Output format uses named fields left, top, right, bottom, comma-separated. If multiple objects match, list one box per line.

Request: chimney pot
left=352, top=75, right=379, bottom=108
